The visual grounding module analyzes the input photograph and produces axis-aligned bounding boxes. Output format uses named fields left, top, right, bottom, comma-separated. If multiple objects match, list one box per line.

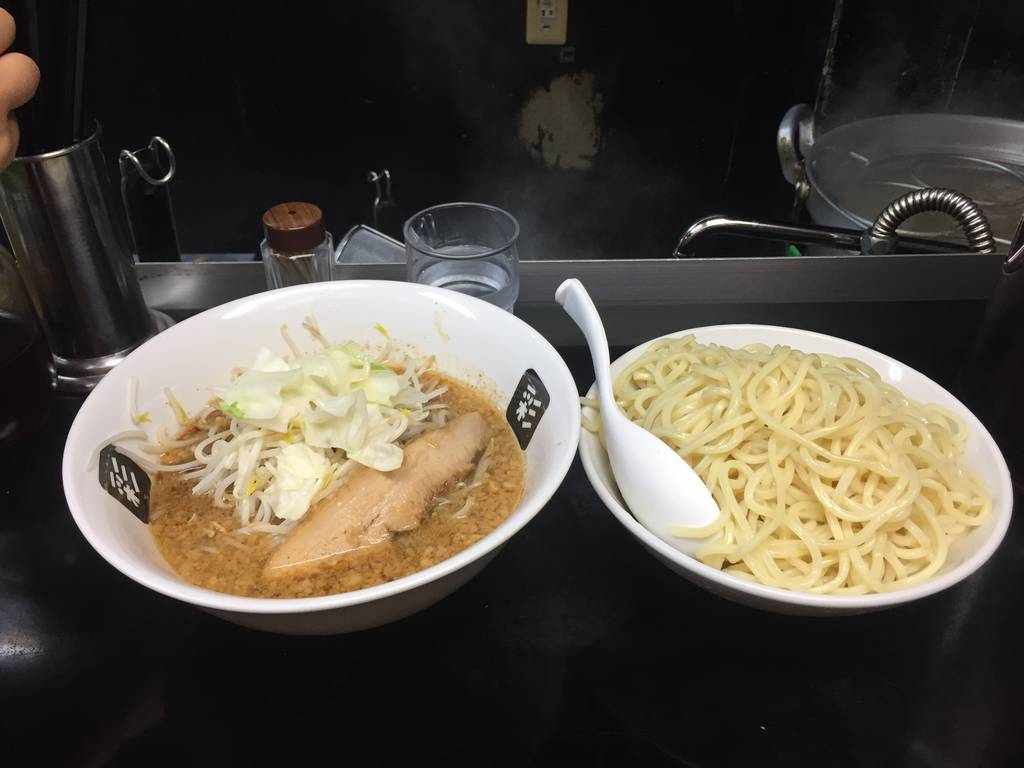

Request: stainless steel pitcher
left=0, top=123, right=161, bottom=392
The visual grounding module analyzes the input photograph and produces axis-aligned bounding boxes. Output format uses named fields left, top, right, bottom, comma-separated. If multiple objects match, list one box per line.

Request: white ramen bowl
left=579, top=324, right=1013, bottom=616
left=63, top=281, right=579, bottom=634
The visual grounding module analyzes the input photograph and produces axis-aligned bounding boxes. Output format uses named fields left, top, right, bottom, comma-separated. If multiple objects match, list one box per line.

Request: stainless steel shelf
left=140, top=253, right=1000, bottom=306
left=137, top=254, right=1000, bottom=348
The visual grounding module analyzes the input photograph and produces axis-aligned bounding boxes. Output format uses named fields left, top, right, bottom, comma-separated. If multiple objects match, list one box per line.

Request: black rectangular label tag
left=98, top=445, right=151, bottom=523
left=506, top=369, right=549, bottom=450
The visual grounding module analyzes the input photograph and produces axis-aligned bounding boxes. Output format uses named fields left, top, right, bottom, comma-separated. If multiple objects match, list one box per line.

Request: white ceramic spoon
left=556, top=278, right=719, bottom=556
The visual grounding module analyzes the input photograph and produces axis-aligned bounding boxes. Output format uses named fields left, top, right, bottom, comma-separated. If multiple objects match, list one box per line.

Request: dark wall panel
left=77, top=0, right=831, bottom=257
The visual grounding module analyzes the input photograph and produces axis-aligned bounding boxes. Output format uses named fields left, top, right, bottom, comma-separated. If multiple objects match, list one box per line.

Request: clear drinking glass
left=404, top=203, right=520, bottom=312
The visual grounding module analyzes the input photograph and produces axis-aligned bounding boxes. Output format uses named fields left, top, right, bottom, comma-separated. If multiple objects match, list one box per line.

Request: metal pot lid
left=805, top=113, right=1024, bottom=245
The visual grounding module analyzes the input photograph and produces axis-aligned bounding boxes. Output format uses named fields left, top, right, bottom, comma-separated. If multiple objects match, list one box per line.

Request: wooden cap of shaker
left=262, top=202, right=326, bottom=253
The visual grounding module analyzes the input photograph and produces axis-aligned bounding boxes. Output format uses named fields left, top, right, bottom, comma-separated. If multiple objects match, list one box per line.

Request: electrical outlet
left=526, top=0, right=568, bottom=45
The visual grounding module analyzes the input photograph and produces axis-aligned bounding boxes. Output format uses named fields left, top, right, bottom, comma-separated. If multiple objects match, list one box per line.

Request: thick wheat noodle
left=601, top=335, right=992, bottom=595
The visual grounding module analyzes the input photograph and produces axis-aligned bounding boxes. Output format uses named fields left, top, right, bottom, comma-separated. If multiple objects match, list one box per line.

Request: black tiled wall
left=15, top=0, right=1020, bottom=258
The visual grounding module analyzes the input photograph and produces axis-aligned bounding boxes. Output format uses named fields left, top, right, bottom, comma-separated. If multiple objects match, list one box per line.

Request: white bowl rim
left=62, top=280, right=581, bottom=615
left=579, top=323, right=1014, bottom=610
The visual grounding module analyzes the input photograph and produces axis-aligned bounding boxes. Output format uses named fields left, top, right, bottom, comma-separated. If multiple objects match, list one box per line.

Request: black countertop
left=2, top=348, right=1022, bottom=768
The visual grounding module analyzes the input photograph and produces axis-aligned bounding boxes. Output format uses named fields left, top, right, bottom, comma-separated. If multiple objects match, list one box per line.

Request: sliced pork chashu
left=265, top=412, right=489, bottom=575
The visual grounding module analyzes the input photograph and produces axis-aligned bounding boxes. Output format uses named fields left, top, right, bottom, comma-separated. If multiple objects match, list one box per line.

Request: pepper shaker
left=260, top=202, right=333, bottom=289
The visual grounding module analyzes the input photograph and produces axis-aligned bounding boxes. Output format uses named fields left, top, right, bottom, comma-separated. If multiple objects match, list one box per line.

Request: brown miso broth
left=149, top=374, right=524, bottom=598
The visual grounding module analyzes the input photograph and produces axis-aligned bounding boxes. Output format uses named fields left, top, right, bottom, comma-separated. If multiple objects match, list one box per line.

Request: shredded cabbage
left=213, top=339, right=413, bottom=468
left=263, top=444, right=330, bottom=520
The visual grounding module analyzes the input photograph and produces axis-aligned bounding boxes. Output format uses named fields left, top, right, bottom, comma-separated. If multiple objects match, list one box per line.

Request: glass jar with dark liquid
left=0, top=246, right=53, bottom=450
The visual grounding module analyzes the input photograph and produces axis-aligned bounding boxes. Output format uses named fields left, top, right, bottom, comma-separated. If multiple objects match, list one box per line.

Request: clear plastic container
left=334, top=224, right=404, bottom=266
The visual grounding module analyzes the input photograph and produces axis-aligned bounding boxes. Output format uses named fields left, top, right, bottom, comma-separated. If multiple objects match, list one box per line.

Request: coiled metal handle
left=119, top=136, right=176, bottom=186
left=867, top=187, right=996, bottom=254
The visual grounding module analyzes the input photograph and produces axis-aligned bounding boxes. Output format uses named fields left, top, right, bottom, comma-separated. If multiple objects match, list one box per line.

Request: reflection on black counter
left=2, top=351, right=1023, bottom=766
left=0, top=311, right=51, bottom=449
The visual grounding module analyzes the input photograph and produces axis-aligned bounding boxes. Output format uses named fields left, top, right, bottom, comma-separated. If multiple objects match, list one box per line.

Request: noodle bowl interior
left=151, top=375, right=523, bottom=598
left=596, top=335, right=992, bottom=595
left=117, top=318, right=526, bottom=599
